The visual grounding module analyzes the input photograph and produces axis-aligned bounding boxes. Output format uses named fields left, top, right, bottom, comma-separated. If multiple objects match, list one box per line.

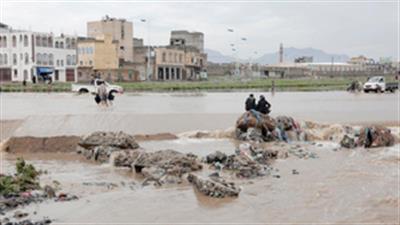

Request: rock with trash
left=187, top=173, right=240, bottom=198
left=236, top=113, right=307, bottom=142
left=340, top=126, right=395, bottom=148
left=77, top=131, right=141, bottom=163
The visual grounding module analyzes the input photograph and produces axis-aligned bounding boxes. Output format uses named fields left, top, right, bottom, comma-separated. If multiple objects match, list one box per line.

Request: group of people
left=245, top=94, right=271, bottom=114
left=95, top=81, right=115, bottom=107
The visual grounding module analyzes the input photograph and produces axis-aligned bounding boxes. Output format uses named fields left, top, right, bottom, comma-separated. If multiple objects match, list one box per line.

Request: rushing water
left=1, top=91, right=398, bottom=137
left=1, top=91, right=399, bottom=223
left=2, top=141, right=399, bottom=224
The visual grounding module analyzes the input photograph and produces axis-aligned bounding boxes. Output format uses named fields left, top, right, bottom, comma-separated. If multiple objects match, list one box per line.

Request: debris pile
left=77, top=131, right=140, bottom=163
left=340, top=126, right=395, bottom=148
left=187, top=173, right=240, bottom=198
left=235, top=113, right=307, bottom=142
left=205, top=144, right=279, bottom=178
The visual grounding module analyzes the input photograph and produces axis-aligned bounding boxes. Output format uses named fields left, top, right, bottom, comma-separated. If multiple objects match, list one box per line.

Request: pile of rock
left=77, top=131, right=140, bottom=163
left=340, top=126, right=395, bottom=148
left=205, top=144, right=278, bottom=178
left=187, top=173, right=240, bottom=198
left=235, top=113, right=307, bottom=142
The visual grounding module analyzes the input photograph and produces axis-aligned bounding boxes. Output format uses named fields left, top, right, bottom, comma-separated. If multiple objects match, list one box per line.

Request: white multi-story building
left=0, top=24, right=78, bottom=82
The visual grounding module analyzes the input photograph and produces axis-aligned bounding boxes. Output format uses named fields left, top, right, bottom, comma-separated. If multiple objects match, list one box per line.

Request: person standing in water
left=97, top=81, right=108, bottom=107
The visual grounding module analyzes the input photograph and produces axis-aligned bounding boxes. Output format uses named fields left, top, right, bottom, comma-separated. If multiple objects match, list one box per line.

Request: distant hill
left=254, top=47, right=349, bottom=64
left=205, top=48, right=236, bottom=63
left=206, top=47, right=349, bottom=64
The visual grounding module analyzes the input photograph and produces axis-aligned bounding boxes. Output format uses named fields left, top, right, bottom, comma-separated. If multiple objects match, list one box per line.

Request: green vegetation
left=0, top=158, right=40, bottom=195
left=1, top=76, right=393, bottom=92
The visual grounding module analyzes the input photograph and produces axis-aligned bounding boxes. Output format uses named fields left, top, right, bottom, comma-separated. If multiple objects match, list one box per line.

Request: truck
left=363, top=76, right=398, bottom=93
left=71, top=79, right=124, bottom=94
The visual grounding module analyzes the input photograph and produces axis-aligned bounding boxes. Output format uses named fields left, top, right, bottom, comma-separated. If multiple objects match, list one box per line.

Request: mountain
left=205, top=48, right=236, bottom=63
left=205, top=47, right=349, bottom=64
left=253, top=47, right=349, bottom=64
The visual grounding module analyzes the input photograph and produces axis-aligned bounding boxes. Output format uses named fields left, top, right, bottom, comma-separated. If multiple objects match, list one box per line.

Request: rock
left=13, top=210, right=28, bottom=219
left=205, top=151, right=227, bottom=164
left=78, top=131, right=140, bottom=150
left=357, top=126, right=395, bottom=148
left=236, top=111, right=276, bottom=142
left=292, top=169, right=299, bottom=175
left=187, top=173, right=240, bottom=198
left=43, top=185, right=56, bottom=198
left=340, top=134, right=356, bottom=148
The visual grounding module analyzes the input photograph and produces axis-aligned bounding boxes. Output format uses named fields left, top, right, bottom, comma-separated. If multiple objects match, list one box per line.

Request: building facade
left=0, top=25, right=77, bottom=82
left=87, top=16, right=134, bottom=63
left=170, top=30, right=204, bottom=53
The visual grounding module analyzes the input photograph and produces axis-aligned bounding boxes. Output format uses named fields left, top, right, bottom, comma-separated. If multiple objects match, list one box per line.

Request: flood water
left=1, top=91, right=398, bottom=137
left=1, top=91, right=399, bottom=224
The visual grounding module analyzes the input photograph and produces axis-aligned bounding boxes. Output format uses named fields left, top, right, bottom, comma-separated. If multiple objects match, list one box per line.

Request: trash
left=340, top=135, right=356, bottom=148
left=187, top=173, right=240, bottom=198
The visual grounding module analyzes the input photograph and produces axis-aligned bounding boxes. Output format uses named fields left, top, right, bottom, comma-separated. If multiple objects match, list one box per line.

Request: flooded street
left=1, top=91, right=399, bottom=224
left=1, top=91, right=398, bottom=137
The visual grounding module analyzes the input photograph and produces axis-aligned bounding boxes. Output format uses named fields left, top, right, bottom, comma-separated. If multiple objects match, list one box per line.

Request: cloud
left=2, top=1, right=398, bottom=60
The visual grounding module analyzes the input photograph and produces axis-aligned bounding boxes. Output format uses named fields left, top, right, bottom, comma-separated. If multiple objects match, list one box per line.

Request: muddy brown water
left=1, top=91, right=399, bottom=223
left=1, top=91, right=398, bottom=137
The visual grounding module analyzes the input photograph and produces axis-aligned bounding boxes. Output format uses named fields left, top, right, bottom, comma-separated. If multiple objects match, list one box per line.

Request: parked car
left=71, top=79, right=124, bottom=94
left=363, top=76, right=398, bottom=93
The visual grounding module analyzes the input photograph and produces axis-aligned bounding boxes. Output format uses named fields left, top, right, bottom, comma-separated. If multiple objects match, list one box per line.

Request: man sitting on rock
left=245, top=94, right=256, bottom=111
left=256, top=95, right=271, bottom=114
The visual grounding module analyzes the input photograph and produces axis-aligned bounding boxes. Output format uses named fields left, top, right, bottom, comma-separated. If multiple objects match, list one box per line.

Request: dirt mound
left=1, top=136, right=80, bottom=153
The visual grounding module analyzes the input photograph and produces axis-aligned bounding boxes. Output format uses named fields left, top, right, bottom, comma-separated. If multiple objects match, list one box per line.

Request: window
left=66, top=55, right=71, bottom=65
left=4, top=53, right=7, bottom=64
left=12, top=35, right=17, bottom=47
left=60, top=42, right=64, bottom=48
left=23, top=35, right=28, bottom=47
left=48, top=37, right=52, bottom=47
left=42, top=37, right=47, bottom=47
left=71, top=39, right=76, bottom=48
left=66, top=38, right=70, bottom=49
left=14, top=69, right=18, bottom=78
left=43, top=53, right=48, bottom=65
left=55, top=41, right=59, bottom=48
left=49, top=54, right=54, bottom=65
left=36, top=53, right=42, bottom=65
left=35, top=36, right=41, bottom=46
left=60, top=60, right=64, bottom=66
left=179, top=54, right=182, bottom=63
left=20, top=53, right=23, bottom=61
left=168, top=53, right=172, bottom=62
left=19, top=35, right=23, bottom=42
left=13, top=53, right=17, bottom=65
left=24, top=53, right=29, bottom=64
left=0, top=37, right=2, bottom=48
left=72, top=55, right=76, bottom=65
left=0, top=54, right=3, bottom=65
left=89, top=60, right=93, bottom=66
left=162, top=52, right=166, bottom=62
left=80, top=61, right=83, bottom=66
left=174, top=53, right=177, bottom=63
left=57, top=60, right=60, bottom=66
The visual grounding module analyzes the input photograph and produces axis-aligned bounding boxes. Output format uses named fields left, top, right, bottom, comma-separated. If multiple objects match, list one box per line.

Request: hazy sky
left=1, top=0, right=398, bottom=60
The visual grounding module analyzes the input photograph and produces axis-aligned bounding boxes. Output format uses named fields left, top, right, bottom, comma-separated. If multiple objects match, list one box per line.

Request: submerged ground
left=0, top=91, right=399, bottom=224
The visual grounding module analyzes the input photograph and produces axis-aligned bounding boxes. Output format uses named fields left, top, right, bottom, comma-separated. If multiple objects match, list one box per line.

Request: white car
left=363, top=76, right=385, bottom=93
left=72, top=79, right=124, bottom=94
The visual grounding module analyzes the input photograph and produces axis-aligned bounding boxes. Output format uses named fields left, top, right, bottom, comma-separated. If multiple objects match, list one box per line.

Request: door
left=66, top=69, right=75, bottom=82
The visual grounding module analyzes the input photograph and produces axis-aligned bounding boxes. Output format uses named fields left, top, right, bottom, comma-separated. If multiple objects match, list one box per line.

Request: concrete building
left=170, top=30, right=204, bottom=53
left=87, top=15, right=134, bottom=63
left=0, top=24, right=77, bottom=82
